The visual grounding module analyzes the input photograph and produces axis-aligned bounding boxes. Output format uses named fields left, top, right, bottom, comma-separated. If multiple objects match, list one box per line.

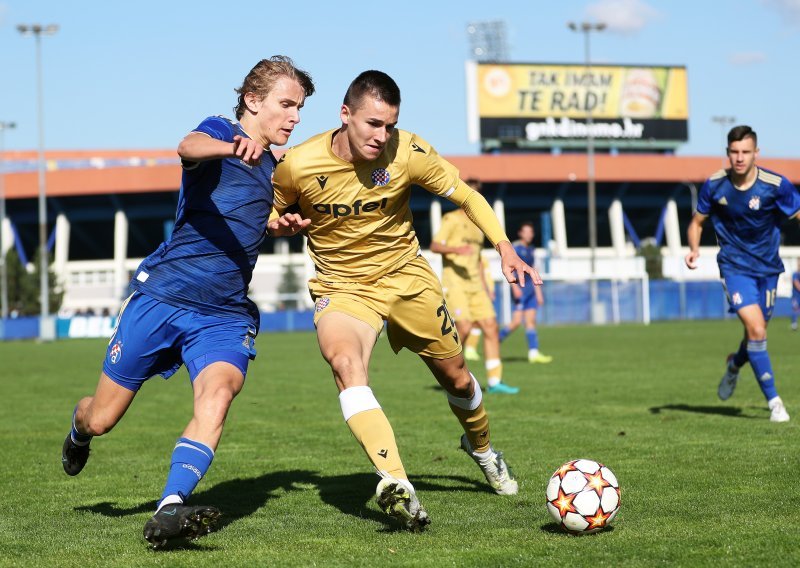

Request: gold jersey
left=272, top=128, right=506, bottom=282
left=433, top=209, right=485, bottom=292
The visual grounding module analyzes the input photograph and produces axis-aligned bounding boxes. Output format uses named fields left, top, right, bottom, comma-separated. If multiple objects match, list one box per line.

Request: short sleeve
left=433, top=213, right=455, bottom=245
left=776, top=177, right=800, bottom=219
left=696, top=179, right=712, bottom=215
left=192, top=116, right=235, bottom=143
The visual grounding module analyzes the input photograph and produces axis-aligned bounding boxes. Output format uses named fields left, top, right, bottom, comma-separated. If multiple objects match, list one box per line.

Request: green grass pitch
left=1, top=320, right=799, bottom=566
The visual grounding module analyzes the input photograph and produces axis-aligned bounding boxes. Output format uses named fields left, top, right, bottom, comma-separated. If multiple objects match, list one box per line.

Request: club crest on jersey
left=732, top=292, right=743, bottom=306
left=109, top=341, right=123, bottom=364
left=243, top=328, right=256, bottom=349
left=748, top=196, right=761, bottom=210
left=316, top=296, right=330, bottom=312
left=371, top=168, right=390, bottom=186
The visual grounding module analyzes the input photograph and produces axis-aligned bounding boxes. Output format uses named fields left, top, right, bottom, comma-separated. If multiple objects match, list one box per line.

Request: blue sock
left=499, top=327, right=511, bottom=342
left=732, top=340, right=749, bottom=369
left=747, top=340, right=778, bottom=401
left=526, top=329, right=539, bottom=351
left=159, top=437, right=214, bottom=507
left=70, top=406, right=92, bottom=446
left=792, top=312, right=799, bottom=325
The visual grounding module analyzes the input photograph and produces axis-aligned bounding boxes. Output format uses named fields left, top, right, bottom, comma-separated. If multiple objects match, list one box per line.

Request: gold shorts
left=308, top=256, right=461, bottom=359
left=443, top=281, right=496, bottom=323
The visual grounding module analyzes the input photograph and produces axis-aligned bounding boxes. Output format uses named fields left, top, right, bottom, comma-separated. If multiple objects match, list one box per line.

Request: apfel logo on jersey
left=312, top=198, right=389, bottom=218
left=748, top=196, right=761, bottom=210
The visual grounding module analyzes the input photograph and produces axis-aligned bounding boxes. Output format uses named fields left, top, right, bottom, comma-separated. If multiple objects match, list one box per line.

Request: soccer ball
left=546, top=459, right=620, bottom=534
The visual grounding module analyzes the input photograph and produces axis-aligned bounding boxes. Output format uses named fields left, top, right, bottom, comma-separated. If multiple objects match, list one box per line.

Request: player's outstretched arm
left=267, top=212, right=310, bottom=237
left=497, top=241, right=542, bottom=287
left=685, top=213, right=707, bottom=269
left=178, top=132, right=264, bottom=166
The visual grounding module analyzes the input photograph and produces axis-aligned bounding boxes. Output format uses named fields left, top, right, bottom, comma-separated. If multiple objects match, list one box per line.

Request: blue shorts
left=103, top=291, right=257, bottom=392
left=514, top=292, right=539, bottom=312
left=722, top=273, right=779, bottom=321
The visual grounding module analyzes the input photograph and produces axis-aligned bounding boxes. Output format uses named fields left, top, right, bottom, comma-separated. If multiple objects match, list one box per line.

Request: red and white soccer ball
left=546, top=459, right=620, bottom=534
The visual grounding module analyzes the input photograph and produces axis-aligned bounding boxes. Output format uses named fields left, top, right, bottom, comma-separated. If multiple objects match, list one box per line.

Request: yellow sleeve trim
left=758, top=169, right=782, bottom=187
left=709, top=169, right=727, bottom=181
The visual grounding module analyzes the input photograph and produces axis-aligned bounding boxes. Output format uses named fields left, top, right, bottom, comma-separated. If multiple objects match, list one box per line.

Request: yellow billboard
left=470, top=62, right=689, bottom=149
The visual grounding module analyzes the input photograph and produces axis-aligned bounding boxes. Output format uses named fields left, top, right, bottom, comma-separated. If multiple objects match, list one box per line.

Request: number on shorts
left=437, top=301, right=458, bottom=343
left=766, top=289, right=777, bottom=308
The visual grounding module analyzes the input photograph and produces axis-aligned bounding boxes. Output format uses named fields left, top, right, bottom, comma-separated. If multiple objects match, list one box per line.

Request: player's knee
left=328, top=352, right=361, bottom=379
left=746, top=326, right=767, bottom=341
left=481, top=320, right=499, bottom=337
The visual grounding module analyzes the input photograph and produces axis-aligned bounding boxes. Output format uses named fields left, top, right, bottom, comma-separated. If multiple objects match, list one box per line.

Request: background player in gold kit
left=431, top=178, right=519, bottom=394
left=268, top=70, right=540, bottom=531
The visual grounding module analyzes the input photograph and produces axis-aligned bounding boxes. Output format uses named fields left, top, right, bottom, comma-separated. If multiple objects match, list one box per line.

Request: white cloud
left=729, top=51, right=768, bottom=65
left=762, top=0, right=800, bottom=26
left=583, top=0, right=662, bottom=34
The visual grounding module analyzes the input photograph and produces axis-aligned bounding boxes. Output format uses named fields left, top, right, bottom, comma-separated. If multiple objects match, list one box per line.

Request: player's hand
left=455, top=245, right=473, bottom=255
left=232, top=135, right=263, bottom=166
left=497, top=241, right=542, bottom=287
left=268, top=213, right=310, bottom=237
left=685, top=250, right=700, bottom=270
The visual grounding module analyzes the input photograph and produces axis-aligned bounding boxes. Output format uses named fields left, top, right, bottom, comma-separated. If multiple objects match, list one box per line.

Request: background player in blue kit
left=60, top=56, right=314, bottom=548
left=498, top=222, right=552, bottom=364
left=686, top=125, right=800, bottom=422
left=791, top=261, right=800, bottom=331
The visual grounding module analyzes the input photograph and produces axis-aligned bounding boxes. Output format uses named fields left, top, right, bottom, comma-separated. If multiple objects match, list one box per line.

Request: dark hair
left=727, top=125, right=757, bottom=148
left=519, top=221, right=535, bottom=231
left=465, top=178, right=482, bottom=192
left=343, top=70, right=401, bottom=110
left=234, top=56, right=315, bottom=120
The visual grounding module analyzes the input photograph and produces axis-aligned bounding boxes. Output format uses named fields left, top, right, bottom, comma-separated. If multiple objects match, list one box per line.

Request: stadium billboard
left=466, top=62, right=688, bottom=151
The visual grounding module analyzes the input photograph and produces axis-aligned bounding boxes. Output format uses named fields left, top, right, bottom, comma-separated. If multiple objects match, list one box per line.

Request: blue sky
left=1, top=0, right=799, bottom=157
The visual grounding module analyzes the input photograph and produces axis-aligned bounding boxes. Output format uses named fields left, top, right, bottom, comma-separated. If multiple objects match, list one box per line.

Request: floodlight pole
left=18, top=23, right=58, bottom=340
left=569, top=21, right=606, bottom=323
left=0, top=121, right=16, bottom=322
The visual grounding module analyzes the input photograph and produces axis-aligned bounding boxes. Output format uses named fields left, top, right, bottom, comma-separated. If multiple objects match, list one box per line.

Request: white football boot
left=769, top=397, right=790, bottom=423
left=460, top=434, right=518, bottom=495
left=375, top=476, right=430, bottom=532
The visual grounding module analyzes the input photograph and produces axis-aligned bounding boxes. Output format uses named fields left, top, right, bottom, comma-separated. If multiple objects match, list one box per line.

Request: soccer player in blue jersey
left=60, top=56, right=314, bottom=548
left=498, top=221, right=552, bottom=363
left=686, top=125, right=800, bottom=422
left=791, top=261, right=800, bottom=331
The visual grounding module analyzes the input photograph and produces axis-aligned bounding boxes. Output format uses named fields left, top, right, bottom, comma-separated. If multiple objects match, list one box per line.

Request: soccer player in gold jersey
left=431, top=178, right=519, bottom=394
left=267, top=71, right=540, bottom=531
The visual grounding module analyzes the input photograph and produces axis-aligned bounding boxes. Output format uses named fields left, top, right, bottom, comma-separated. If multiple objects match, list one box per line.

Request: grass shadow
left=314, top=471, right=494, bottom=532
left=648, top=404, right=759, bottom=419
left=540, top=522, right=616, bottom=536
left=75, top=469, right=321, bottom=531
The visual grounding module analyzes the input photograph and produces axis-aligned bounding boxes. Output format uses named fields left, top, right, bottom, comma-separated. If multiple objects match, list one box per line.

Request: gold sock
left=346, top=408, right=407, bottom=480
left=486, top=358, right=503, bottom=384
left=465, top=329, right=481, bottom=350
left=450, top=401, right=491, bottom=453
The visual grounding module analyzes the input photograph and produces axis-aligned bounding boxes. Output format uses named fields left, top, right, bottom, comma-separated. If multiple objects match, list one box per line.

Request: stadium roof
left=4, top=149, right=800, bottom=199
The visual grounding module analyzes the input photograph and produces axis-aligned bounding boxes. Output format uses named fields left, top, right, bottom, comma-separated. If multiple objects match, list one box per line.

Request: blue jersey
left=132, top=116, right=276, bottom=326
left=513, top=240, right=535, bottom=294
left=696, top=167, right=800, bottom=277
left=793, top=271, right=800, bottom=301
